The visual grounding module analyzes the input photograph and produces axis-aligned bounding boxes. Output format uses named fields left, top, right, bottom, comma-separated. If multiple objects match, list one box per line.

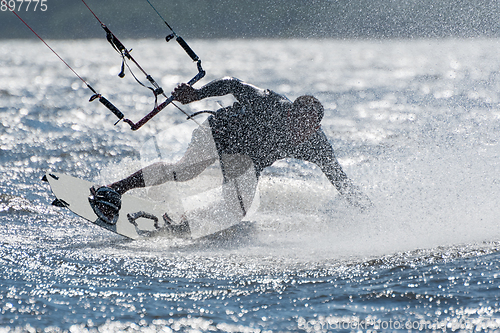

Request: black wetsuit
left=198, top=77, right=362, bottom=202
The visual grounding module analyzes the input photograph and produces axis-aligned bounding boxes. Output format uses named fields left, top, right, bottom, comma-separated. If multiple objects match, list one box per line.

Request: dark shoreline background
left=1, top=0, right=500, bottom=40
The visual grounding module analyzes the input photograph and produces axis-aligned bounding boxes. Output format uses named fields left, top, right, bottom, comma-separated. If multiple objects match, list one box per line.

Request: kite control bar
left=121, top=60, right=205, bottom=131
left=10, top=0, right=207, bottom=132
left=89, top=34, right=206, bottom=130
left=90, top=31, right=206, bottom=130
left=81, top=0, right=206, bottom=130
left=121, top=34, right=206, bottom=130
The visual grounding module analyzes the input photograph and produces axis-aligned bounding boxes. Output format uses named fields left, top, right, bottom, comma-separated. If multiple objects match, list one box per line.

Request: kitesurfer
left=89, top=77, right=372, bottom=233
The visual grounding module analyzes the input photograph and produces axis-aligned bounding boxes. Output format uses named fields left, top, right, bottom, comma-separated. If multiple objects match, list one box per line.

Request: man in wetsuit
left=89, top=77, right=372, bottom=234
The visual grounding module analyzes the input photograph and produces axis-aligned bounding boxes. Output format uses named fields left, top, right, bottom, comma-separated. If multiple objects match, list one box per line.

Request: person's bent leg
left=109, top=120, right=217, bottom=195
left=109, top=156, right=216, bottom=195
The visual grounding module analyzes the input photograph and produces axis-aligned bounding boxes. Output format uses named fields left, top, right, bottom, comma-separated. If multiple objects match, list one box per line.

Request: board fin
left=43, top=174, right=60, bottom=182
left=52, top=198, right=69, bottom=208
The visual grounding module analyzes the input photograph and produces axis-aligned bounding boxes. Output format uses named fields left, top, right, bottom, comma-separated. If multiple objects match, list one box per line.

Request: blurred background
left=1, top=0, right=500, bottom=39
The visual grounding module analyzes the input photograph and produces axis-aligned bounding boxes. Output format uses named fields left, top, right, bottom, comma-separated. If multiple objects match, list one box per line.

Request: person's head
left=289, top=95, right=324, bottom=142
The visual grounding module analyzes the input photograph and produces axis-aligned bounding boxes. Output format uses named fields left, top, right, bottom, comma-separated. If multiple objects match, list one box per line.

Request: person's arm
left=293, top=131, right=373, bottom=211
left=172, top=77, right=265, bottom=104
left=320, top=158, right=373, bottom=211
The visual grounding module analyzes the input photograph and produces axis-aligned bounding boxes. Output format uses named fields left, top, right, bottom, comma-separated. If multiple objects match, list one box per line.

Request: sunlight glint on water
left=1, top=39, right=500, bottom=331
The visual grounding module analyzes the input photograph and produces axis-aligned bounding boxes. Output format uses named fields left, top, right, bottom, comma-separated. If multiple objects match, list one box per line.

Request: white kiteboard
left=45, top=172, right=176, bottom=239
left=44, top=172, right=256, bottom=241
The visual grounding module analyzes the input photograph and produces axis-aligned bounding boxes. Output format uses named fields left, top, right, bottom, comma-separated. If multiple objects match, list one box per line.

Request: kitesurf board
left=45, top=172, right=256, bottom=242
left=45, top=172, right=175, bottom=239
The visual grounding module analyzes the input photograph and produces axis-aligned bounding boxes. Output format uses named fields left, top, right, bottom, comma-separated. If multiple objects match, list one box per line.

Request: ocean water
left=1, top=38, right=500, bottom=332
